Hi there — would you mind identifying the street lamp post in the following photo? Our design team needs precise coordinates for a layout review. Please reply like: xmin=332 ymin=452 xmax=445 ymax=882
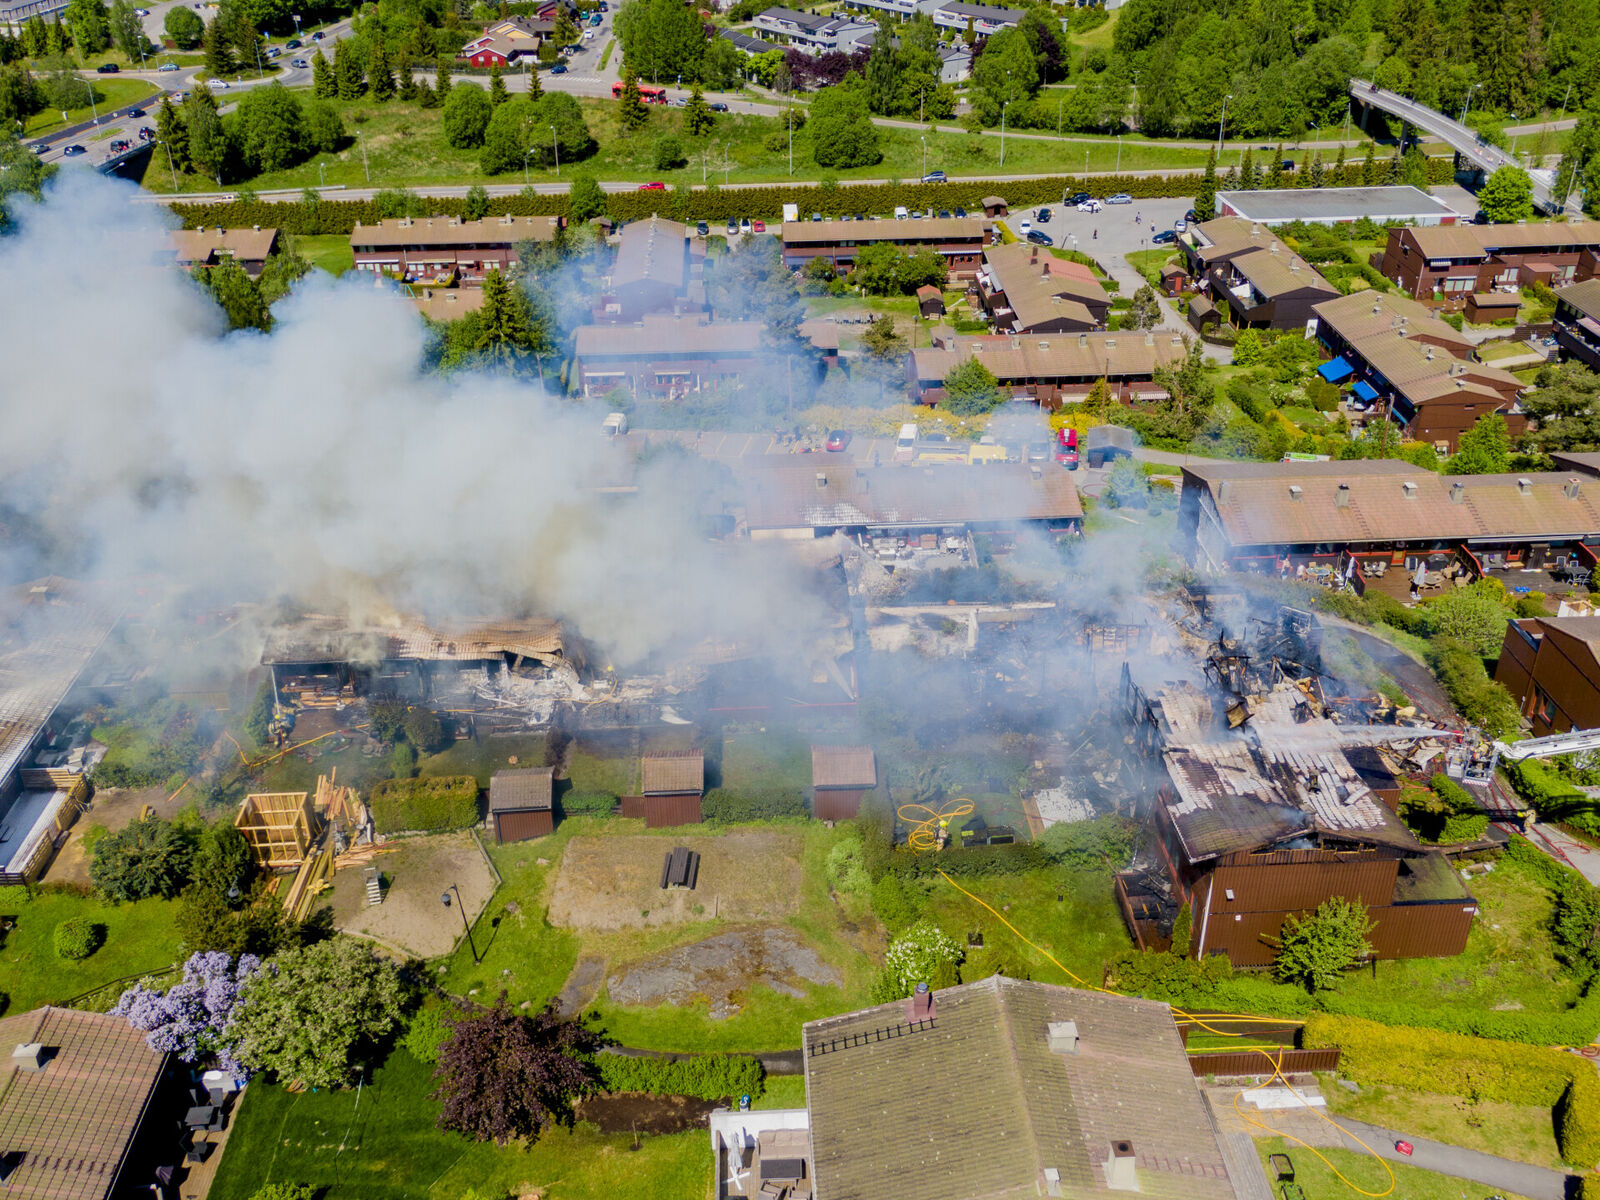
xmin=1216 ymin=93 xmax=1231 ymax=155
xmin=292 ymin=13 xmax=300 ymax=38
xmin=160 ymin=138 xmax=177 ymax=188
xmin=550 ymin=123 xmax=559 ymax=176
xmin=999 ymin=100 xmax=1009 ymax=168
xmin=441 ymin=884 xmax=480 ymax=964
xmin=358 ymin=127 xmax=369 ymax=182
xmin=524 ymin=145 xmax=534 ymax=186
xmin=787 ymin=100 xmax=793 ymax=175
xmin=1459 ymin=83 xmax=1481 ymax=125
xmin=1116 ymin=133 xmax=1121 ymax=175
xmin=253 ymin=29 xmax=264 ymax=79
xmin=318 ymin=161 xmax=325 ymax=187
xmin=920 ymin=134 xmax=926 ymax=180
xmin=723 ymin=140 xmax=731 ymax=184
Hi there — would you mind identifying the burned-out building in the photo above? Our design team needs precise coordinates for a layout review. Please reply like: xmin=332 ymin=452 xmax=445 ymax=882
xmin=1117 ymin=642 xmax=1477 ymax=967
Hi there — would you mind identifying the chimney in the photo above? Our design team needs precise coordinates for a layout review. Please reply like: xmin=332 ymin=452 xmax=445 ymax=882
xmin=1450 ymin=481 xmax=1465 ymax=503
xmin=1372 ymin=297 xmax=1382 ymax=315
xmin=1426 ymin=346 xmax=1435 ymax=360
xmin=1335 ymin=483 xmax=1350 ymax=508
xmin=1031 ymin=244 xmax=1039 ymax=263
xmin=11 ymin=1043 xmax=46 ymax=1072
xmin=1078 ymin=332 xmax=1087 ymax=347
xmin=1105 ymin=1141 xmax=1139 ymax=1191
xmin=815 ymin=472 xmax=827 ymax=489
xmin=908 ymin=981 xmax=935 ymax=1021
xmin=1288 ymin=484 xmax=1303 ymax=501
xmin=1402 ymin=481 xmax=1417 ymax=499
xmin=1517 ymin=477 xmax=1532 ymax=495
xmin=1144 ymin=331 xmax=1154 ymax=346
xmin=1289 ymin=258 xmax=1299 ymax=272
xmin=1047 ymin=1021 xmax=1079 ymax=1054
xmin=1218 ymin=480 xmax=1232 ymax=503
xmin=1565 ymin=478 xmax=1582 ymax=500
xmin=1269 ymin=241 xmax=1279 ymax=254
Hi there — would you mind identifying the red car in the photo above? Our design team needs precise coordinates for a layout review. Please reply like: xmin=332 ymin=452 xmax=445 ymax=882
xmin=1055 ymin=425 xmax=1079 ymax=469
xmin=1394 ymin=1141 xmax=1414 ymax=1156
xmin=825 ymin=429 xmax=851 ymax=452
xmin=638 ymin=181 xmax=666 ymax=191
xmin=752 ymin=219 xmax=766 ymax=232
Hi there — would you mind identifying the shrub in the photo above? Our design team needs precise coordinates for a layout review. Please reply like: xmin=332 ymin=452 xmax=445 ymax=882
xmin=594 ymin=1052 xmax=763 ymax=1100
xmin=825 ymin=835 xmax=869 ymax=894
xmin=652 ymin=133 xmax=685 ymax=170
xmin=870 ymin=918 xmax=963 ymax=1002
xmin=1426 ymin=638 xmax=1522 ymax=738
xmin=369 ymin=775 xmax=480 ymax=833
xmin=559 ymin=791 xmax=616 ymax=817
xmin=249 ymin=1186 xmax=316 ymax=1200
xmin=700 ymin=787 xmax=806 ymax=824
xmin=870 ymin=872 xmax=919 ymax=931
xmin=53 ymin=917 xmax=104 ymax=960
xmin=887 ymin=842 xmax=1048 ymax=881
xmin=401 ymin=1002 xmax=455 ymax=1064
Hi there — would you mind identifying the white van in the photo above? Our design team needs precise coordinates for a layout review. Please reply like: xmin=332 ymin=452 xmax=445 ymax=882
xmin=782 ymin=203 xmax=799 ymax=223
xmin=894 ymin=422 xmax=917 ymax=460
xmin=894 ymin=205 xmax=909 ymax=220
xmin=602 ymin=412 xmax=629 ymax=437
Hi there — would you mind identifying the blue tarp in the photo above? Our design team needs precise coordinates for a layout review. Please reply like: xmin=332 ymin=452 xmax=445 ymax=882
xmin=1317 ymin=356 xmax=1354 ymax=383
xmin=1352 ymin=380 xmax=1380 ymax=402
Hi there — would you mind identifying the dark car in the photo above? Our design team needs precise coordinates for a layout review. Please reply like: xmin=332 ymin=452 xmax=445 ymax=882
xmin=286 ymin=37 xmax=301 ymax=47
xmin=138 ymin=125 xmax=155 ymax=141
xmin=936 ymin=209 xmax=951 ymax=218
xmin=62 ymin=144 xmax=86 ymax=156
xmin=709 ymin=101 xmax=728 ymax=112
xmin=825 ymin=429 xmax=851 ymax=452
xmin=1037 ymin=206 xmax=1052 ymax=222
xmin=1025 ymin=229 xmax=1053 ymax=246
xmin=1280 ymin=159 xmax=1295 ymax=170
xmin=811 ymin=212 xmax=823 ymax=221
xmin=96 ymin=62 xmax=119 ymax=72
xmin=1025 ymin=441 xmax=1052 ymax=464
xmin=310 ymin=30 xmax=325 ymax=39
xmin=1184 ymin=208 xmax=1198 ymax=223
xmin=109 ymin=138 xmax=130 ymax=152
xmin=550 ymin=62 xmax=567 ymax=73
xmin=921 ymin=169 xmax=947 ymax=183
xmin=1065 ymin=191 xmax=1090 ymax=206
xmin=953 ymin=206 xmax=967 ymax=217
xmin=1151 ymin=229 xmax=1177 ymax=244
xmin=695 ymin=220 xmax=709 ymax=235
xmin=126 ymin=106 xmax=146 ymax=118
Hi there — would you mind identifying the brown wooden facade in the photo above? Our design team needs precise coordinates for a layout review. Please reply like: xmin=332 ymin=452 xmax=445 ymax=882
xmin=620 ymin=793 xmax=704 ymax=827
xmin=491 ymin=807 xmax=554 ymax=842
xmin=1496 ymin=617 xmax=1600 ymax=736
xmin=812 ymin=788 xmax=869 ymax=822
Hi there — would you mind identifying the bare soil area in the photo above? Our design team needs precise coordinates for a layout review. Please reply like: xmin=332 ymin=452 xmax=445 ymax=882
xmin=546 ymin=831 xmax=803 ymax=932
xmin=44 ymin=784 xmax=181 ymax=886
xmin=574 ymin=1092 xmax=721 ymax=1135
xmin=606 ymin=925 xmax=843 ymax=1019
xmin=325 ymin=831 xmax=497 ymax=958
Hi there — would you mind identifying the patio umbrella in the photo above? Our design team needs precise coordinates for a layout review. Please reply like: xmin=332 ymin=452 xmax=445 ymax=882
xmin=1413 ymin=563 xmax=1427 ymax=588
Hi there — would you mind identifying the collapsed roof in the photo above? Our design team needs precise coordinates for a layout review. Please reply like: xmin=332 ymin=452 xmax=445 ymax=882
xmin=262 ymin=614 xmax=566 ymax=668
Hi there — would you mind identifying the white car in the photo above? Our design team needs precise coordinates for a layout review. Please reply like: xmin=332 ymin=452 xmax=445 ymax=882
xmin=1019 ymin=218 xmax=1032 ymax=235
xmin=1173 ymin=218 xmax=1187 ymax=232
xmin=1077 ymin=198 xmax=1103 ymax=213
xmin=207 ymin=78 xmax=229 ymax=88
xmin=582 ymin=27 xmax=595 ymax=38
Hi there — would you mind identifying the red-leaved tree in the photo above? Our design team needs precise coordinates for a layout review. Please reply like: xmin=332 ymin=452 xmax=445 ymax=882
xmin=432 ymin=994 xmax=599 ymax=1145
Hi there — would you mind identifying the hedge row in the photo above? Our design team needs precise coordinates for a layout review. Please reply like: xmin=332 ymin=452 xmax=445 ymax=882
xmin=595 ymin=1052 xmax=765 ymax=1100
xmin=1302 ymin=1013 xmax=1600 ymax=1165
xmin=369 ymin=775 xmax=480 ymax=833
xmin=887 ymin=841 xmax=1049 ymax=881
xmin=701 ymin=787 xmax=807 ymax=824
xmin=559 ymin=791 xmax=617 ymax=816
xmin=1316 ymin=989 xmax=1600 ymax=1047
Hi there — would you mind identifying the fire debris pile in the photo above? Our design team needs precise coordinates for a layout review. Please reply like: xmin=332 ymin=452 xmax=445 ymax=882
xmin=1110 ymin=589 xmax=1480 ymax=966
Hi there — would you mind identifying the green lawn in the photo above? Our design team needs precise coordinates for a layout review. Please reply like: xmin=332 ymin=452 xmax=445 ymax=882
xmin=750 ymin=1073 xmax=807 ymax=1109
xmin=0 ymin=890 xmax=184 ymax=1013
xmin=207 ymin=1046 xmax=713 ymax=1200
xmin=1126 ymin=248 xmax=1179 ymax=286
xmin=1252 ymin=1139 xmax=1541 ymax=1200
xmin=290 ymin=232 xmax=355 ymax=275
xmin=24 ymin=76 xmax=160 ymax=138
xmin=1315 ymin=1077 xmax=1565 ymax=1170
xmin=138 ymin=92 xmax=1216 ymax=197
xmin=719 ymin=724 xmax=811 ymax=791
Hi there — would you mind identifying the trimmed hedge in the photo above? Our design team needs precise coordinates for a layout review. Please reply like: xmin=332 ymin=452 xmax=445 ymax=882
xmin=559 ymin=791 xmax=617 ymax=817
xmin=595 ymin=1052 xmax=765 ymax=1100
xmin=369 ymin=775 xmax=480 ymax=833
xmin=701 ymin=787 xmax=807 ymax=824
xmin=1302 ymin=1013 xmax=1600 ymax=1165
xmin=887 ymin=841 xmax=1049 ymax=881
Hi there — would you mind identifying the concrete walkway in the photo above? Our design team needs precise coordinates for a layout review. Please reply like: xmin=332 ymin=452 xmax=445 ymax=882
xmin=1527 ymin=822 xmax=1600 ymax=886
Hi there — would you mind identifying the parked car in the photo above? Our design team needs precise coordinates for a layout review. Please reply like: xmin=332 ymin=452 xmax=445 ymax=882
xmin=1395 ymin=1142 xmax=1414 ymax=1157
xmin=126 ymin=106 xmax=146 ymax=118
xmin=109 ymin=138 xmax=130 ymax=152
xmin=582 ymin=27 xmax=595 ymax=38
xmin=709 ymin=101 xmax=728 ymax=112
xmin=910 ymin=210 xmax=923 ymax=219
xmin=1026 ymin=229 xmax=1053 ymax=246
xmin=1077 ymin=198 xmax=1103 ymax=213
xmin=921 ymin=169 xmax=946 ymax=183
xmin=953 ymin=206 xmax=967 ymax=218
xmin=1172 ymin=217 xmax=1187 ymax=232
xmin=811 ymin=212 xmax=823 ymax=221
xmin=310 ymin=29 xmax=324 ymax=40
xmin=825 ymin=429 xmax=851 ymax=452
xmin=286 ymin=37 xmax=301 ymax=48
xmin=96 ymin=62 xmax=119 ymax=72
xmin=1056 ymin=426 xmax=1078 ymax=469
xmin=1036 ymin=207 xmax=1052 ymax=222
xmin=138 ymin=126 xmax=155 ymax=141
xmin=638 ymin=181 xmax=666 ymax=190
xmin=1184 ymin=208 xmax=1198 ymax=223
xmin=740 ymin=217 xmax=751 ymax=232
xmin=1107 ymin=192 xmax=1133 ymax=204
xmin=1019 ymin=218 xmax=1032 ymax=235
xmin=1065 ymin=190 xmax=1091 ymax=206
xmin=1025 ymin=441 xmax=1052 ymax=464
xmin=936 ymin=209 xmax=951 ymax=219
xmin=291 ymin=57 xmax=309 ymax=67
xmin=752 ymin=219 xmax=765 ymax=232
xmin=266 ymin=46 xmax=281 ymax=57
xmin=549 ymin=62 xmax=567 ymax=73
xmin=207 ymin=78 xmax=229 ymax=88
xmin=726 ymin=218 xmax=738 ymax=233
xmin=1151 ymin=229 xmax=1176 ymax=244
xmin=62 ymin=144 xmax=86 ymax=156
xmin=158 ymin=61 xmax=180 ymax=70
xmin=696 ymin=220 xmax=709 ymax=235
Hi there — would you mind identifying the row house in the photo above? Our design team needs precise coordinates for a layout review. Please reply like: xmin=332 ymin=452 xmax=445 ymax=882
xmin=169 ymin=226 xmax=279 ymax=278
xmin=1497 ymin=616 xmax=1600 ymax=738
xmin=752 ymin=7 xmax=872 ymax=50
xmin=1378 ymin=220 xmax=1600 ymax=301
xmin=780 ymin=217 xmax=994 ymax=279
xmin=837 ymin=0 xmax=1021 ymax=31
xmin=572 ymin=315 xmax=766 ymax=399
xmin=1554 ymin=278 xmax=1600 ymax=374
xmin=1311 ymin=291 xmax=1526 ymax=451
xmin=908 ymin=328 xmax=1187 ymax=407
xmin=602 ymin=214 xmax=705 ymax=321
xmin=349 ymin=215 xmax=561 ymax=284
xmin=1181 ymin=217 xmax=1337 ymax=331
xmin=975 ymin=241 xmax=1110 ymax=333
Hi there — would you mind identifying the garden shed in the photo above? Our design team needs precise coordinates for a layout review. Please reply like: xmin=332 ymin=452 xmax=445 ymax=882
xmin=234 ymin=791 xmax=316 ymax=869
xmin=621 ymin=751 xmax=704 ymax=827
xmin=488 ymin=767 xmax=555 ymax=842
xmin=810 ymin=745 xmax=877 ymax=821
xmin=982 ymin=196 xmax=1009 ymax=217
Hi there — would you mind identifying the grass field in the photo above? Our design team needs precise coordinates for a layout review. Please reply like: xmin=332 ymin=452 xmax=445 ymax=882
xmin=1315 ymin=1078 xmax=1565 ymax=1170
xmin=207 ymin=1046 xmax=714 ymax=1200
xmin=1126 ymin=248 xmax=1179 ymax=286
xmin=24 ymin=77 xmax=160 ymax=138
xmin=138 ymin=92 xmax=1217 ymax=196
xmin=1251 ymin=1139 xmax=1541 ymax=1200
xmin=719 ymin=724 xmax=810 ymax=791
xmin=0 ymin=889 xmax=184 ymax=1013
xmin=290 ymin=232 xmax=355 ymax=274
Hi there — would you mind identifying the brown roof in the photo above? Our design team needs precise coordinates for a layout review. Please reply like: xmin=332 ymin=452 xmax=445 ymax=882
xmin=1552 ymin=451 xmax=1600 ymax=477
xmin=1525 ymin=615 xmax=1600 ymax=654
xmin=781 ymin=217 xmax=991 ymax=245
xmin=262 ymin=615 xmax=564 ymax=666
xmin=411 ymin=288 xmax=486 ymax=322
xmin=1183 ymin=462 xmax=1600 ymax=547
xmin=1468 ymin=292 xmax=1521 ymax=309
xmin=915 ymin=284 xmax=942 ymax=300
xmin=1227 ymin=246 xmax=1337 ymax=300
xmin=1406 ymin=220 xmax=1600 ymax=260
xmin=912 ymin=330 xmax=1187 ymax=384
xmin=0 ymin=1007 xmax=166 ymax=1200
xmin=798 ymin=318 xmax=842 ymax=351
xmin=574 ymin=315 xmax=765 ymax=359
xmin=1557 ymin=278 xmax=1600 ymax=321
xmin=1314 ymin=291 xmax=1475 ymax=357
xmin=614 ymin=214 xmax=690 ymax=291
xmin=983 ymin=242 xmax=1109 ymax=328
xmin=740 ymin=462 xmax=1082 ymax=530
xmin=803 ymin=975 xmax=1241 ymax=1200
xmin=489 ymin=767 xmax=553 ymax=812
xmin=641 ymin=751 xmax=703 ymax=795
xmin=1188 ymin=216 xmax=1287 ymax=263
xmin=170 ymin=226 xmax=278 ymax=264
xmin=351 ymin=215 xmax=560 ymax=249
xmin=811 ymin=745 xmax=876 ymax=789
xmin=981 ymin=195 xmax=1007 ymax=207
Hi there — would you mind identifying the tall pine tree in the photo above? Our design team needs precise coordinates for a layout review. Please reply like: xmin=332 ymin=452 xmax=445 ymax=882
xmin=684 ymin=84 xmax=713 ymax=136
xmin=369 ymin=38 xmax=395 ymax=101
xmin=334 ymin=39 xmax=364 ymax=99
xmin=489 ymin=66 xmax=507 ymax=104
xmin=618 ymin=64 xmax=648 ymax=131
xmin=1193 ymin=146 xmax=1218 ymax=220
xmin=311 ymin=48 xmax=334 ymax=98
xmin=202 ymin=16 xmax=233 ymax=77
xmin=526 ymin=64 xmax=542 ymax=100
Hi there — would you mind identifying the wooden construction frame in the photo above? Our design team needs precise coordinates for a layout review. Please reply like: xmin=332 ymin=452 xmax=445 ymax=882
xmin=235 ymin=791 xmax=315 ymax=869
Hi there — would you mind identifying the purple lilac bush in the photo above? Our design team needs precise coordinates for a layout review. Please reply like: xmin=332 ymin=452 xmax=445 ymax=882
xmin=112 ymin=950 xmax=263 ymax=1073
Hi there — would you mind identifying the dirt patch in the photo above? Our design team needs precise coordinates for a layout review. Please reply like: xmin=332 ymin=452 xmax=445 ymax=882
xmin=547 ymin=831 xmax=802 ymax=931
xmin=325 ymin=831 xmax=497 ymax=958
xmin=556 ymin=955 xmax=606 ymax=1017
xmin=574 ymin=1092 xmax=720 ymax=1135
xmin=606 ymin=925 xmax=843 ymax=1019
xmin=43 ymin=785 xmax=182 ymax=887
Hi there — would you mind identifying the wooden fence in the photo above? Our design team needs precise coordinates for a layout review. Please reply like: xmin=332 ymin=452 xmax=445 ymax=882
xmin=1187 ymin=1047 xmax=1341 ymax=1077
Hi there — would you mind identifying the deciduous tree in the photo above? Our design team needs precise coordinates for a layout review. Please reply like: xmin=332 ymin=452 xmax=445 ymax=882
xmin=164 ymin=5 xmax=203 ymax=48
xmin=442 ymin=81 xmax=493 ymax=148
xmin=568 ymin=172 xmax=605 ymax=221
xmin=112 ymin=951 xmax=262 ymax=1071
xmin=1271 ymin=897 xmax=1375 ymax=991
xmin=1446 ymin=412 xmax=1511 ymax=475
xmin=1478 ymin=165 xmax=1535 ymax=222
xmin=90 ymin=815 xmax=196 ymax=901
xmin=941 ymin=357 xmax=1002 ymax=415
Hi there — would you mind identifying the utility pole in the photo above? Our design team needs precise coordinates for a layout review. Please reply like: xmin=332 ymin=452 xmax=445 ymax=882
xmin=1216 ymin=93 xmax=1230 ymax=155
xmin=359 ymin=127 xmax=369 ymax=183
xmin=1557 ymin=82 xmax=1573 ymax=125
xmin=1000 ymin=100 xmax=1008 ymax=168
xmin=550 ymin=123 xmax=559 ymax=177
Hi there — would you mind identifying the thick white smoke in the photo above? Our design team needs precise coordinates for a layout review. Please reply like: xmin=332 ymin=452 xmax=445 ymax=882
xmin=0 ymin=173 xmax=826 ymax=667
